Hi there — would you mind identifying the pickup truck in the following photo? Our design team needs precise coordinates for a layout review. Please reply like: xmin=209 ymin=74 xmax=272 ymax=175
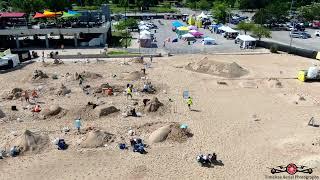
xmin=0 ymin=54 xmax=20 ymax=69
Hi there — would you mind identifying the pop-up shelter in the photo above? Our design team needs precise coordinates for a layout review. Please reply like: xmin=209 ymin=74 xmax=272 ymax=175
xmin=202 ymin=37 xmax=216 ymax=45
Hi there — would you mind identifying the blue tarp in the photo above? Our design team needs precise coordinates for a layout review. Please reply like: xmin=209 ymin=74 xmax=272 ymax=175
xmin=172 ymin=21 xmax=183 ymax=28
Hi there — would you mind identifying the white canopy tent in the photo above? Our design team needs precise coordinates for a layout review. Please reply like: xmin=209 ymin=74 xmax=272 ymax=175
xmin=139 ymin=25 xmax=150 ymax=30
xmin=218 ymin=26 xmax=238 ymax=33
xmin=236 ymin=35 xmax=256 ymax=49
xmin=140 ymin=30 xmax=151 ymax=35
xmin=197 ymin=12 xmax=208 ymax=19
xmin=202 ymin=37 xmax=216 ymax=45
xmin=181 ymin=33 xmax=195 ymax=41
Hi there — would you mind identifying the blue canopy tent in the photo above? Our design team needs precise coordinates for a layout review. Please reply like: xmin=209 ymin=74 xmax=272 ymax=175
xmin=210 ymin=24 xmax=223 ymax=33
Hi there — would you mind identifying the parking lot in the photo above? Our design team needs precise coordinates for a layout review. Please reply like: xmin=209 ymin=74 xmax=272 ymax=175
xmin=130 ymin=19 xmax=265 ymax=54
xmin=266 ymin=28 xmax=320 ymax=51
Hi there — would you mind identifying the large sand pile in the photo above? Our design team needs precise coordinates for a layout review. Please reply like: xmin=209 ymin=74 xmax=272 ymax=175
xmin=95 ymin=105 xmax=120 ymax=117
xmin=75 ymin=71 xmax=103 ymax=80
xmin=80 ymin=130 xmax=115 ymax=148
xmin=148 ymin=123 xmax=193 ymax=143
xmin=145 ymin=97 xmax=163 ymax=112
xmin=32 ymin=70 xmax=49 ymax=80
xmin=2 ymin=88 xmax=23 ymax=100
xmin=123 ymin=71 xmax=145 ymax=80
xmin=56 ymin=84 xmax=71 ymax=96
xmin=186 ymin=58 xmax=249 ymax=78
xmin=12 ymin=130 xmax=49 ymax=154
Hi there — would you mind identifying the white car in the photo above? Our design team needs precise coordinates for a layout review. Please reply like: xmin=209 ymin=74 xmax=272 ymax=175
xmin=315 ymin=30 xmax=320 ymax=37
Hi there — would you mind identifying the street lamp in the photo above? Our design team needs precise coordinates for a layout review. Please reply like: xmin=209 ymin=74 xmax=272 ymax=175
xmin=125 ymin=0 xmax=128 ymax=48
xmin=289 ymin=0 xmax=295 ymax=49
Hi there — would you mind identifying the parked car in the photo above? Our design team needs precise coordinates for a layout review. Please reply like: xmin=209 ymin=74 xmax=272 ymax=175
xmin=315 ymin=30 xmax=320 ymax=37
xmin=289 ymin=31 xmax=311 ymax=39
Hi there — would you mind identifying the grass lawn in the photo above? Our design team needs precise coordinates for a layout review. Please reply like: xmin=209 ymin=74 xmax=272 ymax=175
xmin=107 ymin=50 xmax=140 ymax=56
xmin=109 ymin=4 xmax=178 ymax=14
xmin=110 ymin=31 xmax=132 ymax=48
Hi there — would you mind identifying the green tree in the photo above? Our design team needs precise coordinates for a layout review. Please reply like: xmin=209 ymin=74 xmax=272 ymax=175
xmin=10 ymin=0 xmax=45 ymax=14
xmin=197 ymin=0 xmax=210 ymax=10
xmin=252 ymin=25 xmax=271 ymax=40
xmin=114 ymin=18 xmax=138 ymax=31
xmin=212 ymin=2 xmax=230 ymax=24
xmin=236 ymin=22 xmax=255 ymax=34
xmin=253 ymin=1 xmax=290 ymax=27
xmin=297 ymin=2 xmax=320 ymax=21
xmin=45 ymin=0 xmax=72 ymax=11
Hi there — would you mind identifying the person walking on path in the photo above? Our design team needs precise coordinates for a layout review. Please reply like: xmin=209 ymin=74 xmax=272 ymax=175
xmin=75 ymin=118 xmax=81 ymax=133
xmin=187 ymin=96 xmax=193 ymax=110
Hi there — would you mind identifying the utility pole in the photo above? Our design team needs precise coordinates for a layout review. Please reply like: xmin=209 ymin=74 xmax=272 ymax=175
xmin=289 ymin=0 xmax=295 ymax=49
xmin=125 ymin=0 xmax=128 ymax=48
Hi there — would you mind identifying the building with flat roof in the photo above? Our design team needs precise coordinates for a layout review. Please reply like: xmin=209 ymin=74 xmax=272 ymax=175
xmin=0 ymin=4 xmax=112 ymax=50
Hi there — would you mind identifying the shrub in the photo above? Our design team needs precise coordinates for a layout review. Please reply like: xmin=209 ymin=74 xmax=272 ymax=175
xmin=270 ymin=45 xmax=278 ymax=53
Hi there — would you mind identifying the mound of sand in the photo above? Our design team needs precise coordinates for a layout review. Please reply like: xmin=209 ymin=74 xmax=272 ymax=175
xmin=124 ymin=71 xmax=145 ymax=80
xmin=56 ymin=84 xmax=71 ymax=96
xmin=75 ymin=71 xmax=102 ymax=80
xmin=148 ymin=125 xmax=171 ymax=143
xmin=40 ymin=105 xmax=63 ymax=117
xmin=130 ymin=57 xmax=144 ymax=64
xmin=12 ymin=130 xmax=49 ymax=154
xmin=95 ymin=105 xmax=120 ymax=117
xmin=239 ymin=81 xmax=258 ymax=88
xmin=3 ymin=88 xmax=23 ymax=100
xmin=80 ymin=130 xmax=115 ymax=148
xmin=148 ymin=123 xmax=193 ymax=143
xmin=266 ymin=78 xmax=282 ymax=88
xmin=32 ymin=70 xmax=49 ymax=80
xmin=145 ymin=97 xmax=163 ymax=112
xmin=186 ymin=58 xmax=249 ymax=78
xmin=0 ymin=108 xmax=5 ymax=119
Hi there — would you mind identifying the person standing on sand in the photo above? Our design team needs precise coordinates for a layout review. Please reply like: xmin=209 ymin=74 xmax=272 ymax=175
xmin=24 ymin=90 xmax=29 ymax=103
xmin=126 ymin=84 xmax=133 ymax=99
xmin=187 ymin=96 xmax=193 ymax=110
xmin=75 ymin=118 xmax=81 ymax=133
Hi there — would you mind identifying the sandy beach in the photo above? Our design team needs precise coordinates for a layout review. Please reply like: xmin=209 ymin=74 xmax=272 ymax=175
xmin=0 ymin=53 xmax=320 ymax=180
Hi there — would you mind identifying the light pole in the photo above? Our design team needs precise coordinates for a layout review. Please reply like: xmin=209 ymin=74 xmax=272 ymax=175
xmin=125 ymin=0 xmax=128 ymax=48
xmin=289 ymin=0 xmax=295 ymax=49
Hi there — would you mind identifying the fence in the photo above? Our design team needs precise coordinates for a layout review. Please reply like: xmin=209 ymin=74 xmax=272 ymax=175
xmin=256 ymin=40 xmax=318 ymax=59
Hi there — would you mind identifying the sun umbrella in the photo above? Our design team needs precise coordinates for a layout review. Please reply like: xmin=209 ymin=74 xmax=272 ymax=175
xmin=189 ymin=30 xmax=197 ymax=33
xmin=33 ymin=12 xmax=46 ymax=19
xmin=60 ymin=12 xmax=80 ymax=19
xmin=68 ymin=10 xmax=80 ymax=15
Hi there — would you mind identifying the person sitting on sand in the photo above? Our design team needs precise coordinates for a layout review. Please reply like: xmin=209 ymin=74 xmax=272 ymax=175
xmin=32 ymin=105 xmax=41 ymax=113
xmin=31 ymin=90 xmax=38 ymax=100
xmin=10 ymin=146 xmax=20 ymax=157
xmin=54 ymin=138 xmax=68 ymax=150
